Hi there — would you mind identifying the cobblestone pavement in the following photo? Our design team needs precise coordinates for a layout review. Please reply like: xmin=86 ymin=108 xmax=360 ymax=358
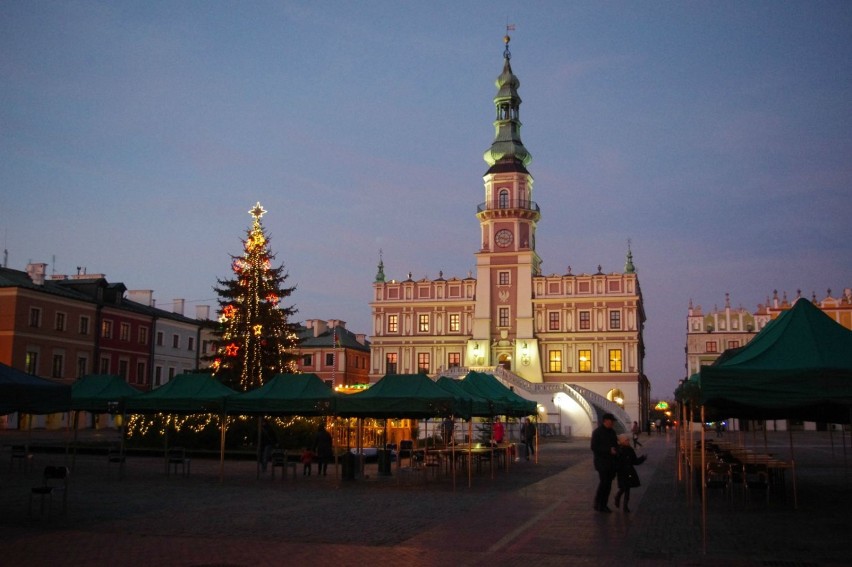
xmin=1 ymin=430 xmax=849 ymax=566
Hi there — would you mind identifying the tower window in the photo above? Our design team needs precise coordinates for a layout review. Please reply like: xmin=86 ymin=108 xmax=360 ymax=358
xmin=498 ymin=189 xmax=509 ymax=209
xmin=498 ymin=271 xmax=510 ymax=285
xmin=498 ymin=307 xmax=510 ymax=327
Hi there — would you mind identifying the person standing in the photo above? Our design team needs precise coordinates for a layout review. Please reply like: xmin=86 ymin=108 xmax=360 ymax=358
xmin=314 ymin=423 xmax=333 ymax=476
xmin=259 ymin=418 xmax=276 ymax=473
xmin=614 ymin=434 xmax=646 ymax=513
xmin=521 ymin=417 xmax=537 ymax=460
xmin=492 ymin=417 xmax=505 ymax=445
xmin=590 ymin=413 xmax=618 ymax=512
xmin=631 ymin=421 xmax=643 ymax=448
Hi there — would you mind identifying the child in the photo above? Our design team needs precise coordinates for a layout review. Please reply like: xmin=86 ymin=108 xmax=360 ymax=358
xmin=301 ymin=447 xmax=314 ymax=476
xmin=614 ymin=434 xmax=646 ymax=513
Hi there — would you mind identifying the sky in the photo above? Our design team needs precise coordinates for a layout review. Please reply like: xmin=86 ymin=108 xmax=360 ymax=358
xmin=2 ymin=1 xmax=850 ymax=399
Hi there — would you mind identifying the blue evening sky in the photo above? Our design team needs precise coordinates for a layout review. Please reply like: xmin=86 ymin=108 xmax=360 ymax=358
xmin=2 ymin=1 xmax=850 ymax=398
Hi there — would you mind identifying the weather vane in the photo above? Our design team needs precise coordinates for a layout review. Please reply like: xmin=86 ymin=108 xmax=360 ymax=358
xmin=504 ymin=23 xmax=515 ymax=59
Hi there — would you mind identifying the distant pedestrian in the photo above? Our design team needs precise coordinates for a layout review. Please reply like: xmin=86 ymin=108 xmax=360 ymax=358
xmin=492 ymin=417 xmax=505 ymax=445
xmin=442 ymin=417 xmax=454 ymax=446
xmin=301 ymin=447 xmax=314 ymax=476
xmin=631 ymin=421 xmax=643 ymax=448
xmin=314 ymin=423 xmax=333 ymax=476
xmin=614 ymin=434 xmax=646 ymax=513
xmin=715 ymin=422 xmax=724 ymax=438
xmin=521 ymin=417 xmax=537 ymax=460
xmin=590 ymin=413 xmax=618 ymax=512
xmin=259 ymin=419 xmax=276 ymax=473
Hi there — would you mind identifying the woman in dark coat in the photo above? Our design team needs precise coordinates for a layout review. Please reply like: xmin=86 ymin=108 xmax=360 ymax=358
xmin=614 ymin=434 xmax=646 ymax=513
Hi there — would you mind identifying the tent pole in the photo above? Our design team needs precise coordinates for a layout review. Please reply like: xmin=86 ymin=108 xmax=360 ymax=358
xmin=219 ymin=412 xmax=226 ymax=483
xmin=256 ymin=416 xmax=262 ymax=480
xmin=701 ymin=404 xmax=707 ymax=555
xmin=468 ymin=420 xmax=473 ymax=489
xmin=788 ymin=422 xmax=798 ymax=510
xmin=72 ymin=410 xmax=80 ymax=470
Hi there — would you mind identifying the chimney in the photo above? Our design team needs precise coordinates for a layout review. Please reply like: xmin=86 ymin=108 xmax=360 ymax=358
xmin=195 ymin=305 xmax=210 ymax=320
xmin=355 ymin=333 xmax=366 ymax=345
xmin=173 ymin=299 xmax=185 ymax=316
xmin=128 ymin=290 xmax=154 ymax=306
xmin=305 ymin=319 xmax=328 ymax=337
xmin=26 ymin=263 xmax=47 ymax=286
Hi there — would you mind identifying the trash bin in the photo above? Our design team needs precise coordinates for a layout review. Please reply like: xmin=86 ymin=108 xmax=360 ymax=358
xmin=377 ymin=449 xmax=392 ymax=476
xmin=342 ymin=451 xmax=356 ymax=480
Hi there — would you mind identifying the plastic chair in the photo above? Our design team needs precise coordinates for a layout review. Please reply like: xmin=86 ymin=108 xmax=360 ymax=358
xmin=744 ymin=463 xmax=770 ymax=503
xmin=705 ymin=462 xmax=732 ymax=500
xmin=270 ymin=449 xmax=296 ymax=480
xmin=30 ymin=465 xmax=69 ymax=518
xmin=166 ymin=447 xmax=190 ymax=476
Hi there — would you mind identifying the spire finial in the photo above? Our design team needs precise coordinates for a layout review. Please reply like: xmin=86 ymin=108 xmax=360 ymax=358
xmin=504 ymin=23 xmax=515 ymax=59
xmin=624 ymin=239 xmax=635 ymax=273
xmin=374 ymin=249 xmax=386 ymax=283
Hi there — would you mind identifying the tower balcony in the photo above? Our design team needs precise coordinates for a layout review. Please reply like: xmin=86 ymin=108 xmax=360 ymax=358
xmin=477 ymin=199 xmax=541 ymax=221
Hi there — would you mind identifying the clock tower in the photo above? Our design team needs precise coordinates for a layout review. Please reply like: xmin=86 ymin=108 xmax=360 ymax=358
xmin=471 ymin=35 xmax=543 ymax=381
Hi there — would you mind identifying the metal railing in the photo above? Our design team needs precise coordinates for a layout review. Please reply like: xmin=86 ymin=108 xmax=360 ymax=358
xmin=477 ymin=199 xmax=540 ymax=214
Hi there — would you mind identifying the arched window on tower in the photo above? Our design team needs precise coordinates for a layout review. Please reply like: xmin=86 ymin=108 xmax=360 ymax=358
xmin=498 ymin=189 xmax=509 ymax=209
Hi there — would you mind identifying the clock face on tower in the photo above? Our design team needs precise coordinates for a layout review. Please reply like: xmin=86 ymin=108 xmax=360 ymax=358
xmin=495 ymin=229 xmax=514 ymax=248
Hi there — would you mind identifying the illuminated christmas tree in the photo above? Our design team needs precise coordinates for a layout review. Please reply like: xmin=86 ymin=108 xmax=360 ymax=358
xmin=210 ymin=202 xmax=300 ymax=391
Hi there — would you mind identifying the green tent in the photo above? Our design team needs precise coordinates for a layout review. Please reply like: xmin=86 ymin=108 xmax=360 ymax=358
xmin=457 ymin=371 xmax=536 ymax=417
xmin=126 ymin=373 xmax=238 ymax=414
xmin=0 ymin=362 xmax=71 ymax=415
xmin=227 ymin=373 xmax=337 ymax=415
xmin=335 ymin=373 xmax=457 ymax=418
xmin=700 ymin=299 xmax=852 ymax=423
xmin=436 ymin=376 xmax=494 ymax=418
xmin=71 ymin=374 xmax=141 ymax=412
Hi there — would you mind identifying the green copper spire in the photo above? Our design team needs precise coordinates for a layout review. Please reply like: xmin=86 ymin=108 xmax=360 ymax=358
xmin=483 ymin=34 xmax=532 ymax=174
xmin=624 ymin=240 xmax=636 ymax=274
xmin=375 ymin=249 xmax=386 ymax=283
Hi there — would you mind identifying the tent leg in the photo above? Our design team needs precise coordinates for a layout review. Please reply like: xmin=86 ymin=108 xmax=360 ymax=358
xmin=219 ymin=413 xmax=226 ymax=483
xmin=701 ymin=405 xmax=706 ymax=556
xmin=788 ymin=423 xmax=798 ymax=510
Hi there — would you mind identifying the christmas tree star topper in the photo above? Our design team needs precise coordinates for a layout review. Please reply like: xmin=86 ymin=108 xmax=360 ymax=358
xmin=249 ymin=202 xmax=267 ymax=220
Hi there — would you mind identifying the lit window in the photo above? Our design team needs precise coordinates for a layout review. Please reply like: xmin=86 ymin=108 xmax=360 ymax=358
xmin=448 ymin=353 xmax=461 ymax=368
xmin=706 ymin=341 xmax=718 ymax=353
xmin=387 ymin=314 xmax=398 ymax=333
xmin=579 ymin=311 xmax=590 ymax=330
xmin=609 ymin=349 xmax=622 ymax=372
xmin=728 ymin=340 xmax=739 ymax=349
xmin=386 ymin=353 xmax=397 ymax=374
xmin=449 ymin=314 xmax=460 ymax=332
xmin=548 ymin=350 xmax=562 ymax=372
xmin=101 ymin=320 xmax=113 ymax=339
xmin=579 ymin=350 xmax=592 ymax=372
xmin=418 ymin=314 xmax=429 ymax=332
xmin=418 ymin=352 xmax=430 ymax=373
xmin=609 ymin=311 xmax=621 ymax=330
xmin=499 ymin=307 xmax=510 ymax=327
xmin=549 ymin=312 xmax=560 ymax=331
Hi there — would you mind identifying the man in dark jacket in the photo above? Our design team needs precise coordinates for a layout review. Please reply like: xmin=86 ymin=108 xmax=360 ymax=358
xmin=590 ymin=413 xmax=618 ymax=512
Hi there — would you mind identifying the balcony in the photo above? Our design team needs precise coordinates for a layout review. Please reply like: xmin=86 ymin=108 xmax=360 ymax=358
xmin=477 ymin=199 xmax=540 ymax=214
